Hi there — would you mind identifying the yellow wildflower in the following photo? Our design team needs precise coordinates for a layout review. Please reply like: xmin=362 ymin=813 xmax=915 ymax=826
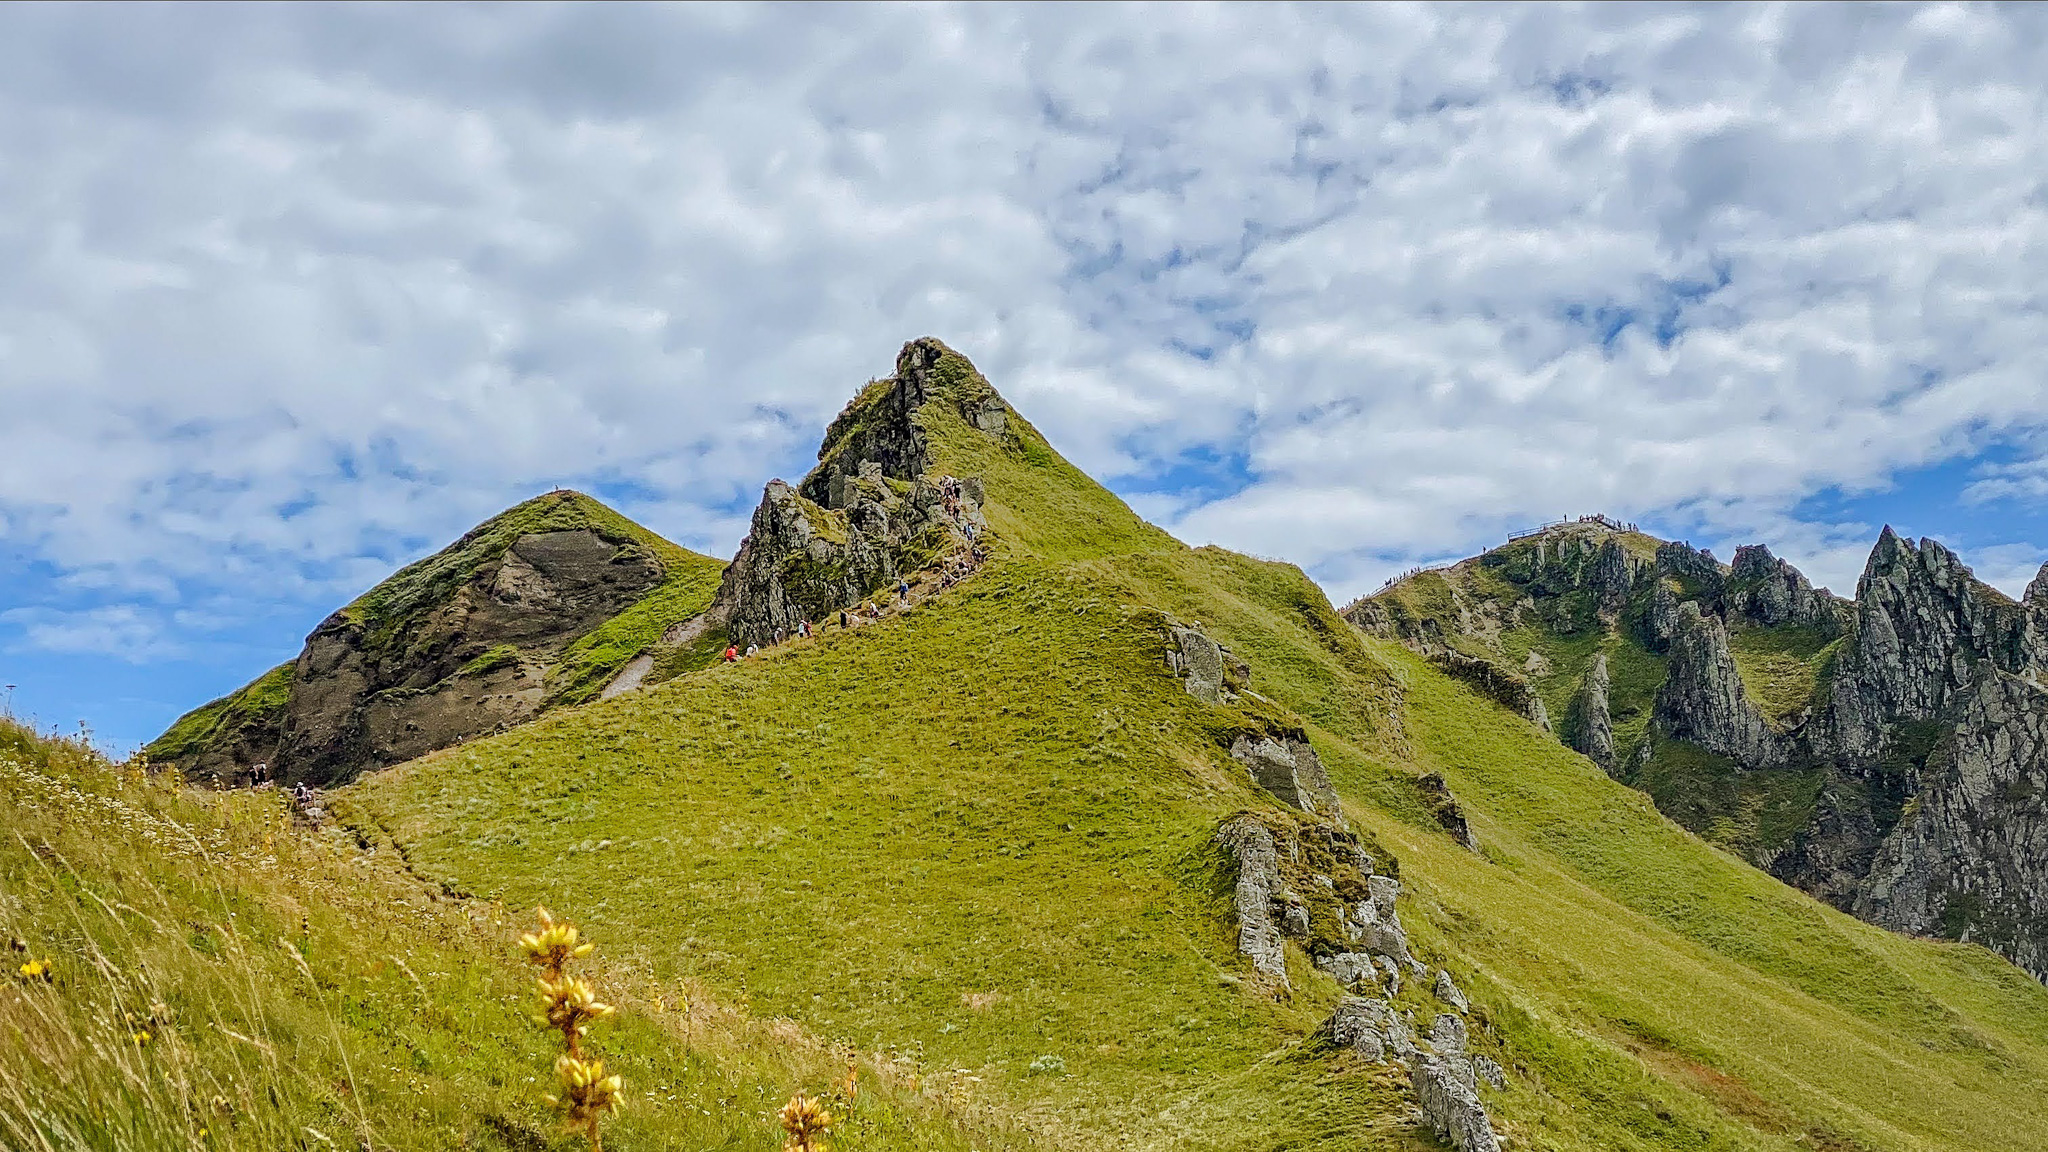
xmin=779 ymin=1092 xmax=833 ymax=1152
xmin=518 ymin=907 xmax=594 ymax=976
xmin=545 ymin=1054 xmax=623 ymax=1123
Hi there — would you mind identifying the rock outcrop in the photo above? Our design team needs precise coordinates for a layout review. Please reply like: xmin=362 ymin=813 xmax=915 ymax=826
xmin=1414 ymin=1043 xmax=1503 ymax=1152
xmin=1216 ymin=816 xmax=1291 ymax=989
xmin=710 ymin=338 xmax=1001 ymax=650
xmin=1217 ymin=812 xmax=1401 ymax=995
xmin=1167 ymin=622 xmax=1252 ymax=703
xmin=1654 ymin=601 xmax=1784 ymax=768
xmin=1654 ymin=540 xmax=1726 ymax=606
xmin=1230 ymin=734 xmax=1342 ymax=822
xmin=1317 ymin=978 xmax=1506 ymax=1152
xmin=1823 ymin=530 xmax=2031 ymax=759
xmin=1727 ymin=544 xmax=1846 ymax=632
xmin=148 ymin=491 xmax=723 ymax=787
xmin=1414 ymin=772 xmax=1481 ymax=852
xmin=1569 ymin=654 xmax=1615 ymax=773
xmin=1427 ymin=650 xmax=1551 ymax=732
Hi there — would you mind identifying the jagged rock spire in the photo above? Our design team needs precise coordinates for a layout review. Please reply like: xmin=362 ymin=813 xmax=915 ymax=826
xmin=711 ymin=338 xmax=1006 ymax=648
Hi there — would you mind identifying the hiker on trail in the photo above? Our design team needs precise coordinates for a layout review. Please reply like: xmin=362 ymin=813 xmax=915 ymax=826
xmin=897 ymin=579 xmax=910 ymax=603
xmin=293 ymin=783 xmax=314 ymax=805
xmin=798 ymin=619 xmax=811 ymax=639
xmin=839 ymin=609 xmax=849 ymax=629
xmin=745 ymin=644 xmax=759 ymax=658
xmin=723 ymin=644 xmax=738 ymax=663
xmin=774 ymin=627 xmax=787 ymax=645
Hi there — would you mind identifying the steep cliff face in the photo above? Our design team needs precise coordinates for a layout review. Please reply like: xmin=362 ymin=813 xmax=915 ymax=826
xmin=1347 ymin=516 xmax=2048 ymax=980
xmin=1854 ymin=670 xmax=2048 ymax=979
xmin=709 ymin=338 xmax=999 ymax=649
xmin=1654 ymin=601 xmax=1785 ymax=768
xmin=148 ymin=491 xmax=724 ymax=786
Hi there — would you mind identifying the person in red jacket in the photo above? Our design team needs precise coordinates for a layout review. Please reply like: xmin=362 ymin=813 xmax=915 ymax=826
xmin=723 ymin=644 xmax=738 ymax=663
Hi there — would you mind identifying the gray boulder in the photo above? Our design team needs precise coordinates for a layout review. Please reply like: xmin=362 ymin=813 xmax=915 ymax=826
xmin=1229 ymin=734 xmax=1342 ymax=820
xmin=1316 ymin=952 xmax=1381 ymax=990
xmin=1322 ymin=997 xmax=1418 ymax=1062
xmin=1433 ymin=969 xmax=1469 ymax=1013
xmin=1215 ymin=817 xmax=1290 ymax=990
xmin=1413 ymin=1053 xmax=1502 ymax=1152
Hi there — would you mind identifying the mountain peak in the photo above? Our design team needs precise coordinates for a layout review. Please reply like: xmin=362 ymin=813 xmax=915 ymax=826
xmin=148 ymin=489 xmax=723 ymax=785
xmin=799 ymin=337 xmax=1011 ymax=506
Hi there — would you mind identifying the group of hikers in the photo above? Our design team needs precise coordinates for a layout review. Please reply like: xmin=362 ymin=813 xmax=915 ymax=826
xmin=244 ymin=760 xmax=324 ymax=810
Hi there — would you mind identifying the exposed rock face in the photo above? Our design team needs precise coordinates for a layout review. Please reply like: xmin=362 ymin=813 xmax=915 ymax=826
xmin=1230 ymin=735 xmax=1342 ymax=821
xmin=1654 ymin=601 xmax=1784 ymax=768
xmin=1823 ymin=530 xmax=2031 ymax=759
xmin=1322 ymin=997 xmax=1414 ymax=1062
xmin=712 ymin=338 xmax=1001 ymax=649
xmin=1427 ymin=650 xmax=1551 ymax=732
xmin=1216 ymin=816 xmax=1291 ymax=990
xmin=1317 ymin=992 xmax=1506 ymax=1152
xmin=1415 ymin=772 xmax=1480 ymax=852
xmin=1854 ymin=670 xmax=2048 ymax=980
xmin=148 ymin=492 xmax=721 ymax=787
xmin=1728 ymin=544 xmax=1846 ymax=632
xmin=1218 ymin=813 xmax=1401 ymax=992
xmin=1433 ymin=969 xmax=1469 ymax=1012
xmin=1590 ymin=537 xmax=1636 ymax=614
xmin=1167 ymin=623 xmax=1251 ymax=703
xmin=1569 ymin=654 xmax=1615 ymax=772
xmin=1414 ymin=1049 xmax=1502 ymax=1152
xmin=1655 ymin=541 xmax=1726 ymax=605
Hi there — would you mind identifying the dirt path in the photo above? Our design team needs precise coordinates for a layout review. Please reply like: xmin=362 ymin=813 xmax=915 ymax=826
xmin=600 ymin=613 xmax=715 ymax=698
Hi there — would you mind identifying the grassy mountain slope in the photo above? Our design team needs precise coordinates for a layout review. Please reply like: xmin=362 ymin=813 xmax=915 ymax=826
xmin=343 ymin=348 xmax=2048 ymax=1151
xmin=148 ymin=490 xmax=726 ymax=782
xmin=0 ymin=717 xmax=1033 ymax=1152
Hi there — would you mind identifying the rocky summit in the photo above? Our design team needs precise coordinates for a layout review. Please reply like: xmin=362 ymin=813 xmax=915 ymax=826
xmin=1350 ymin=516 xmax=2048 ymax=980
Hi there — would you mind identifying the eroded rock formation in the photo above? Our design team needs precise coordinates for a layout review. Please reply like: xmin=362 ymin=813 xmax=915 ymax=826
xmin=1654 ymin=601 xmax=1784 ymax=768
xmin=711 ymin=338 xmax=1000 ymax=649
xmin=1569 ymin=653 xmax=1615 ymax=773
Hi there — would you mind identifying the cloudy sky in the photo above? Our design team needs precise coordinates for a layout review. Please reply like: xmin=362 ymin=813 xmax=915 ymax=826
xmin=4 ymin=1 xmax=2048 ymax=750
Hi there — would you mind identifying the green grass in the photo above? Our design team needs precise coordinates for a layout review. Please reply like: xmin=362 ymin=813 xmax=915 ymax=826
xmin=146 ymin=662 xmax=295 ymax=763
xmin=1726 ymin=624 xmax=1839 ymax=725
xmin=0 ymin=718 xmax=1043 ymax=1152
xmin=1622 ymin=737 xmax=1825 ymax=857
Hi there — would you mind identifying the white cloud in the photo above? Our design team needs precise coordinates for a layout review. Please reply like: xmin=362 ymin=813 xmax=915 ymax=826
xmin=1 ymin=606 xmax=182 ymax=662
xmin=2 ymin=0 xmax=2048 ymax=670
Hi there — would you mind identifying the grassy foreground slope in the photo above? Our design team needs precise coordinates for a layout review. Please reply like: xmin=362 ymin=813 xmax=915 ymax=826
xmin=0 ymin=718 xmax=1034 ymax=1152
xmin=345 ymin=346 xmax=2048 ymax=1151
